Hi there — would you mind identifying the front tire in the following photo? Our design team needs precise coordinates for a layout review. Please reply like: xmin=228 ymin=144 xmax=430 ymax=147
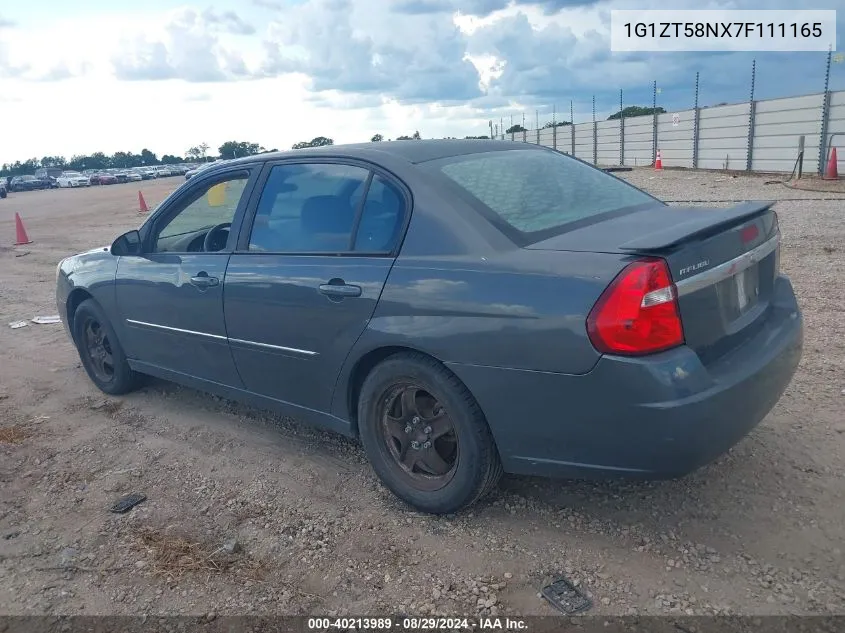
xmin=357 ymin=352 xmax=503 ymax=514
xmin=72 ymin=298 xmax=141 ymax=395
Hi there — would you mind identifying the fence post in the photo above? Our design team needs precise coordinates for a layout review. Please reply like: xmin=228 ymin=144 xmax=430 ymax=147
xmin=652 ymin=80 xmax=658 ymax=165
xmin=592 ymin=95 xmax=598 ymax=165
xmin=746 ymin=60 xmax=757 ymax=172
xmin=510 ymin=115 xmax=514 ymax=141
xmin=536 ymin=110 xmax=540 ymax=144
xmin=619 ymin=89 xmax=624 ymax=166
xmin=818 ymin=47 xmax=833 ymax=175
xmin=798 ymin=135 xmax=806 ymax=178
xmin=522 ymin=113 xmax=527 ymax=143
xmin=571 ymin=100 xmax=575 ymax=156
xmin=552 ymin=105 xmax=557 ymax=150
xmin=692 ymin=71 xmax=700 ymax=169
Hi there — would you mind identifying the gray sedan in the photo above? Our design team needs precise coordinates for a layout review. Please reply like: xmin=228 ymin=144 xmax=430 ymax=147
xmin=55 ymin=140 xmax=803 ymax=514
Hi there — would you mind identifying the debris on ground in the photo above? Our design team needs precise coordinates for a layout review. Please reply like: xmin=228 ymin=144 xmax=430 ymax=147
xmin=109 ymin=493 xmax=147 ymax=514
xmin=540 ymin=575 xmax=593 ymax=615
xmin=31 ymin=315 xmax=61 ymax=324
xmin=136 ymin=527 xmax=264 ymax=581
xmin=0 ymin=425 xmax=30 ymax=444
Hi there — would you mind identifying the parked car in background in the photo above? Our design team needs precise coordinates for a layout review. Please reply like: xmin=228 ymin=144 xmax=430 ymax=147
xmin=54 ymin=140 xmax=803 ymax=514
xmin=56 ymin=171 xmax=90 ymax=187
xmin=9 ymin=175 xmax=50 ymax=192
xmin=0 ymin=178 xmax=6 ymax=198
xmin=92 ymin=172 xmax=118 ymax=185
xmin=35 ymin=167 xmax=63 ymax=188
xmin=184 ymin=161 xmax=219 ymax=180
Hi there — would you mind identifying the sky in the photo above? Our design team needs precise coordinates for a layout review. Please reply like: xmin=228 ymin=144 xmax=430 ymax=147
xmin=1 ymin=0 xmax=844 ymax=164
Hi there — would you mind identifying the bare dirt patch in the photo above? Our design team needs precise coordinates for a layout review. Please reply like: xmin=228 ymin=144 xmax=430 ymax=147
xmin=0 ymin=170 xmax=843 ymax=617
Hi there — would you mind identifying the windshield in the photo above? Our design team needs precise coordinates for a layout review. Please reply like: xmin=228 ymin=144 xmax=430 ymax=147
xmin=425 ymin=148 xmax=659 ymax=244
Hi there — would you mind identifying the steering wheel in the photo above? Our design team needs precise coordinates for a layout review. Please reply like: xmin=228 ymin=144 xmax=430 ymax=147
xmin=203 ymin=222 xmax=231 ymax=252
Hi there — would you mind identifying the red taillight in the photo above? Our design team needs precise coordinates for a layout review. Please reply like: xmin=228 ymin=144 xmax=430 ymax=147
xmin=740 ymin=224 xmax=759 ymax=243
xmin=586 ymin=258 xmax=684 ymax=356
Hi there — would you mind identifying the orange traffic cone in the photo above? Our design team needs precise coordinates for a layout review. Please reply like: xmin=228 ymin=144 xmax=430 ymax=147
xmin=14 ymin=213 xmax=32 ymax=245
xmin=654 ymin=149 xmax=663 ymax=170
xmin=138 ymin=191 xmax=149 ymax=213
xmin=823 ymin=146 xmax=839 ymax=180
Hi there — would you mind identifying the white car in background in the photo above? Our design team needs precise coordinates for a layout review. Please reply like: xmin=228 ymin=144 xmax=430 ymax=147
xmin=56 ymin=171 xmax=90 ymax=188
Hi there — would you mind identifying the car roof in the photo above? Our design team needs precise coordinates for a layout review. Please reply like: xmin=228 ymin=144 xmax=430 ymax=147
xmin=207 ymin=139 xmax=544 ymax=172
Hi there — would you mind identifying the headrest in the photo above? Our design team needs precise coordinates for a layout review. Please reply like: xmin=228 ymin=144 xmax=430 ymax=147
xmin=301 ymin=196 xmax=354 ymax=233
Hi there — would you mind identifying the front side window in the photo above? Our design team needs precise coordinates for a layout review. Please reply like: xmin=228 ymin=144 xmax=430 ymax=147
xmin=153 ymin=172 xmax=250 ymax=253
xmin=248 ymin=163 xmax=371 ymax=253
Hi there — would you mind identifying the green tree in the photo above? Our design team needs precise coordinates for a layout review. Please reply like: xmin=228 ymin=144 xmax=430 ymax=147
xmin=218 ymin=141 xmax=262 ymax=159
xmin=139 ymin=149 xmax=159 ymax=165
xmin=371 ymin=133 xmax=383 ymax=142
xmin=40 ymin=156 xmax=67 ymax=168
xmin=607 ymin=106 xmax=665 ymax=120
xmin=67 ymin=154 xmax=89 ymax=170
xmin=86 ymin=152 xmax=110 ymax=170
xmin=505 ymin=124 xmax=526 ymax=134
xmin=543 ymin=121 xmax=571 ymax=128
xmin=292 ymin=136 xmax=334 ymax=149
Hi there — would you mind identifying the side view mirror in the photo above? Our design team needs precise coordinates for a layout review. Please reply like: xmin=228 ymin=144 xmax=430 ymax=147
xmin=111 ymin=230 xmax=142 ymax=256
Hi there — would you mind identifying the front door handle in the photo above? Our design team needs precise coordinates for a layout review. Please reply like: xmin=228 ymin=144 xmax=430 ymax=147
xmin=319 ymin=282 xmax=362 ymax=298
xmin=190 ymin=273 xmax=219 ymax=288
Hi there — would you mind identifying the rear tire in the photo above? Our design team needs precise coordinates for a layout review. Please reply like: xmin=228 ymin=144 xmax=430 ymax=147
xmin=72 ymin=299 xmax=141 ymax=395
xmin=357 ymin=352 xmax=503 ymax=514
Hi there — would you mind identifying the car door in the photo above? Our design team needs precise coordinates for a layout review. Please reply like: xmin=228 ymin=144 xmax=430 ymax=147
xmin=114 ymin=164 xmax=261 ymax=385
xmin=223 ymin=159 xmax=409 ymax=414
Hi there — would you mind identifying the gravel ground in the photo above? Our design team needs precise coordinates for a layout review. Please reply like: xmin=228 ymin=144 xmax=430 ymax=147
xmin=0 ymin=169 xmax=843 ymax=617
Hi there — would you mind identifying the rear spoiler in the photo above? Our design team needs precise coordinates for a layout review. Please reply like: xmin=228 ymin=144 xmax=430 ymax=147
xmin=618 ymin=201 xmax=776 ymax=252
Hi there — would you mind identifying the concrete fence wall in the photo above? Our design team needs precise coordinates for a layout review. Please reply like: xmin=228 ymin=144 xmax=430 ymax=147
xmin=497 ymin=88 xmax=845 ymax=174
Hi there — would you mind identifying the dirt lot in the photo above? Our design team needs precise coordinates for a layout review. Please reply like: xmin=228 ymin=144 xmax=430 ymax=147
xmin=0 ymin=171 xmax=843 ymax=618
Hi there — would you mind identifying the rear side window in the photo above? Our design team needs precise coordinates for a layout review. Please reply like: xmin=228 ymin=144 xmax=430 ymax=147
xmin=429 ymin=149 xmax=657 ymax=242
xmin=353 ymin=175 xmax=404 ymax=252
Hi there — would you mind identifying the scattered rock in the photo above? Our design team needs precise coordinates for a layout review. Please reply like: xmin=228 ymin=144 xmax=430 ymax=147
xmin=222 ymin=537 xmax=240 ymax=554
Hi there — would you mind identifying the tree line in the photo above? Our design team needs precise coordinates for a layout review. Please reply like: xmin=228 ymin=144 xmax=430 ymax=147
xmin=504 ymin=105 xmax=666 ymax=134
xmin=0 ymin=130 xmax=494 ymax=178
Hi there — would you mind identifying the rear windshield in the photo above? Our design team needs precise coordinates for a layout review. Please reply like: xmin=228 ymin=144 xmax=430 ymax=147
xmin=425 ymin=148 xmax=659 ymax=243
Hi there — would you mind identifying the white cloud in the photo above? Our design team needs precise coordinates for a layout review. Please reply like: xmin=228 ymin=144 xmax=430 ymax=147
xmin=0 ymin=0 xmax=840 ymax=165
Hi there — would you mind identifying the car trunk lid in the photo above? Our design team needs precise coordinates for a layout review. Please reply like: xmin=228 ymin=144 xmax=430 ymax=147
xmin=527 ymin=201 xmax=781 ymax=361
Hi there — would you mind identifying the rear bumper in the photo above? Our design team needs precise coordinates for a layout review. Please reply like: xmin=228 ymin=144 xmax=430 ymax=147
xmin=446 ymin=275 xmax=803 ymax=479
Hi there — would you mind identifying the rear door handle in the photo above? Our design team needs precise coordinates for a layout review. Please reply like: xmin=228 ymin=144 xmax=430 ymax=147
xmin=319 ymin=283 xmax=362 ymax=298
xmin=190 ymin=273 xmax=219 ymax=288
